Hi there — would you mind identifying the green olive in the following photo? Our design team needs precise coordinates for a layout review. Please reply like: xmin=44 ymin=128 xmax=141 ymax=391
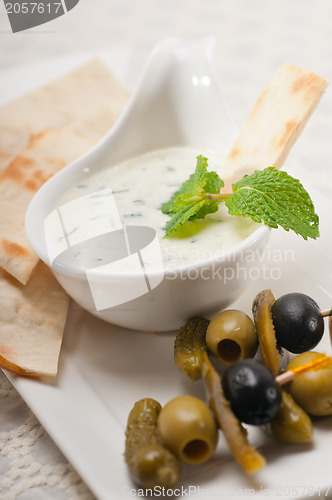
xmin=157 ymin=395 xmax=218 ymax=465
xmin=206 ymin=310 xmax=258 ymax=366
xmin=286 ymin=351 xmax=332 ymax=417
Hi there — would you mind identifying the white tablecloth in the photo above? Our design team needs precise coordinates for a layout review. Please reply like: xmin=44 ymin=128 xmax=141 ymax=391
xmin=1 ymin=1 xmax=332 ymax=499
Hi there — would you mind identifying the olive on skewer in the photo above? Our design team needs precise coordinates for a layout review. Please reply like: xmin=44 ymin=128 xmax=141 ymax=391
xmin=221 ymin=359 xmax=282 ymax=426
xmin=254 ymin=290 xmax=331 ymax=356
xmin=205 ymin=310 xmax=258 ymax=366
xmin=284 ymin=352 xmax=332 ymax=417
xmin=221 ymin=354 xmax=332 ymax=427
xmin=271 ymin=293 xmax=325 ymax=353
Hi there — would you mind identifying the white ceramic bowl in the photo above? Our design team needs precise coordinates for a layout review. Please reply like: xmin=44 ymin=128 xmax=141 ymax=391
xmin=25 ymin=38 xmax=270 ymax=332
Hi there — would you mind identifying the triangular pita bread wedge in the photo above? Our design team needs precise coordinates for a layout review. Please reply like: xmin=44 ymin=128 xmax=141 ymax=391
xmin=0 ymin=105 xmax=127 ymax=284
xmin=221 ymin=62 xmax=328 ymax=190
xmin=0 ymin=261 xmax=69 ymax=376
xmin=0 ymin=126 xmax=30 ymax=171
xmin=0 ymin=106 xmax=129 ymax=285
xmin=0 ymin=60 xmax=129 ymax=174
xmin=0 ymin=59 xmax=129 ymax=136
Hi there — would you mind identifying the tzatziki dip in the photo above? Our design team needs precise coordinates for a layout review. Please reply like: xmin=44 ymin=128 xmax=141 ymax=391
xmin=59 ymin=147 xmax=259 ymax=269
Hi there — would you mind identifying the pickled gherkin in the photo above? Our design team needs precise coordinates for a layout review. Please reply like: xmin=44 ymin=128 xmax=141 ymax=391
xmin=270 ymin=390 xmax=313 ymax=444
xmin=252 ymin=289 xmax=281 ymax=376
xmin=124 ymin=398 xmax=181 ymax=489
xmin=174 ymin=317 xmax=210 ymax=382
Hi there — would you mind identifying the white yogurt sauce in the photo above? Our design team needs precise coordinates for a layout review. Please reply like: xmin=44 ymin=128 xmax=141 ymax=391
xmin=60 ymin=147 xmax=259 ymax=269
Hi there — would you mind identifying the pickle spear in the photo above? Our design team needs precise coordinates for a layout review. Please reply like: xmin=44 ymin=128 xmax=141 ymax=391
xmin=269 ymin=391 xmax=313 ymax=444
xmin=252 ymin=289 xmax=281 ymax=376
xmin=174 ymin=318 xmax=266 ymax=475
xmin=174 ymin=317 xmax=208 ymax=382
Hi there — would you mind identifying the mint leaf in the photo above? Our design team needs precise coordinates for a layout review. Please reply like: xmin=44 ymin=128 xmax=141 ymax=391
xmin=161 ymin=155 xmax=223 ymax=215
xmin=205 ymin=171 xmax=224 ymax=194
xmin=194 ymin=200 xmax=221 ymax=220
xmin=225 ymin=167 xmax=319 ymax=240
xmin=162 ymin=155 xmax=225 ymax=236
xmin=164 ymin=199 xmax=207 ymax=235
xmin=169 ymin=193 xmax=203 ymax=212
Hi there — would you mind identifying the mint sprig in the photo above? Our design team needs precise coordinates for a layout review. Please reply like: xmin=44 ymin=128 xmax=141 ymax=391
xmin=162 ymin=156 xmax=319 ymax=240
xmin=161 ymin=155 xmax=225 ymax=236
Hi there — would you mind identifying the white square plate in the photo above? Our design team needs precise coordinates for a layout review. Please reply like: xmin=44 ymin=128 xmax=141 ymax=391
xmin=2 ymin=49 xmax=332 ymax=500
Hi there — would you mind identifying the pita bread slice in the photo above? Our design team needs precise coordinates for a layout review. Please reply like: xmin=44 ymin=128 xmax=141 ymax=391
xmin=0 ymin=261 xmax=69 ymax=376
xmin=0 ymin=59 xmax=129 ymax=137
xmin=221 ymin=62 xmax=328 ymax=189
xmin=0 ymin=60 xmax=129 ymax=176
xmin=0 ymin=126 xmax=30 ymax=171
xmin=0 ymin=105 xmax=124 ymax=285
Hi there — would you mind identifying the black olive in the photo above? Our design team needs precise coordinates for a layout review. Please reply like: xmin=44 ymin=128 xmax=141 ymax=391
xmin=221 ymin=359 xmax=282 ymax=426
xmin=271 ymin=293 xmax=324 ymax=353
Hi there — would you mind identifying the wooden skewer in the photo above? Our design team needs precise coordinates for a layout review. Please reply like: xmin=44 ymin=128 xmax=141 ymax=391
xmin=275 ymin=370 xmax=296 ymax=385
xmin=321 ymin=308 xmax=332 ymax=318
xmin=275 ymin=354 xmax=332 ymax=386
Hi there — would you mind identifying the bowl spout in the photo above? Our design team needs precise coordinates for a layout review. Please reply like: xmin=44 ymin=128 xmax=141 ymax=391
xmin=102 ymin=37 xmax=238 ymax=165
